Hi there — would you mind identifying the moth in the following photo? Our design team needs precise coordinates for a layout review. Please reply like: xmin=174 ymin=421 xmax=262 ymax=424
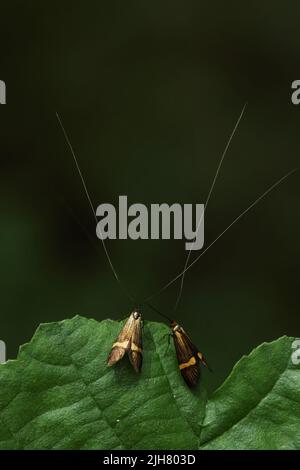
xmin=107 ymin=309 xmax=143 ymax=372
xmin=170 ymin=320 xmax=210 ymax=387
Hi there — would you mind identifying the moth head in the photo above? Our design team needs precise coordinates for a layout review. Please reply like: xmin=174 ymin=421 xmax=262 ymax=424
xmin=170 ymin=320 xmax=181 ymax=332
xmin=132 ymin=309 xmax=141 ymax=320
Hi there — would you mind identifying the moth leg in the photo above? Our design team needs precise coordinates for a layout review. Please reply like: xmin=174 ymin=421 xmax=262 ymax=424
xmin=162 ymin=333 xmax=173 ymax=355
xmin=198 ymin=352 xmax=213 ymax=372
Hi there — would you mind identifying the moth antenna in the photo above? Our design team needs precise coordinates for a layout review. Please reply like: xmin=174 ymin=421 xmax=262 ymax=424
xmin=174 ymin=102 xmax=247 ymax=311
xmin=146 ymin=168 xmax=298 ymax=302
xmin=145 ymin=302 xmax=172 ymax=322
xmin=56 ymin=112 xmax=136 ymax=304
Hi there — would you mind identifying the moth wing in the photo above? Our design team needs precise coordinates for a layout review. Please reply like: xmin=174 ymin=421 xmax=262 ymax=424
xmin=116 ymin=314 xmax=136 ymax=342
xmin=178 ymin=329 xmax=209 ymax=369
xmin=107 ymin=345 xmax=127 ymax=367
xmin=128 ymin=350 xmax=143 ymax=373
xmin=180 ymin=328 xmax=200 ymax=353
xmin=173 ymin=329 xmax=200 ymax=387
xmin=180 ymin=362 xmax=200 ymax=387
xmin=128 ymin=317 xmax=143 ymax=373
xmin=107 ymin=314 xmax=134 ymax=367
xmin=173 ymin=329 xmax=197 ymax=363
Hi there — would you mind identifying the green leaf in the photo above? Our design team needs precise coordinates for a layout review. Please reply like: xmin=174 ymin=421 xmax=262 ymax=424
xmin=0 ymin=316 xmax=298 ymax=450
xmin=200 ymin=336 xmax=300 ymax=450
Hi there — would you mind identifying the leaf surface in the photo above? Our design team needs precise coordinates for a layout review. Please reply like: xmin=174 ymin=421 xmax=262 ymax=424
xmin=0 ymin=316 xmax=298 ymax=450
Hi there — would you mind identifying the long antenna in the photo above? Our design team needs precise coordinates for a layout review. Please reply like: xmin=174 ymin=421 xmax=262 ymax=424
xmin=56 ymin=112 xmax=136 ymax=304
xmin=145 ymin=168 xmax=298 ymax=302
xmin=174 ymin=103 xmax=247 ymax=311
xmin=145 ymin=301 xmax=172 ymax=322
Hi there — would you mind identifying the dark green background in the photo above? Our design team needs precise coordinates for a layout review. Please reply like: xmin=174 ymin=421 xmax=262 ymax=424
xmin=0 ymin=1 xmax=299 ymax=393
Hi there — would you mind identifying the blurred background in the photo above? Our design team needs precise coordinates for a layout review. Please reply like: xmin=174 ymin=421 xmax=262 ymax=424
xmin=0 ymin=1 xmax=299 ymax=393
